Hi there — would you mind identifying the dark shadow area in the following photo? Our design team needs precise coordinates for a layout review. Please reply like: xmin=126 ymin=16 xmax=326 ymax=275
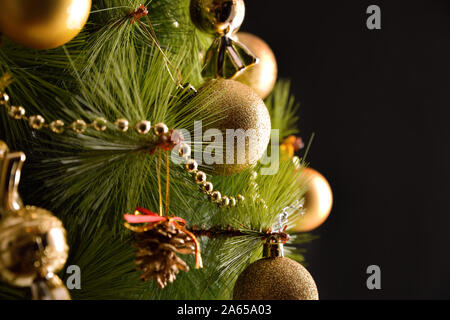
xmin=243 ymin=0 xmax=450 ymax=299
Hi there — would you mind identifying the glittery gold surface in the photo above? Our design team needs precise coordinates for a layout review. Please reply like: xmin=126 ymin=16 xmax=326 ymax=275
xmin=234 ymin=32 xmax=278 ymax=99
xmin=190 ymin=0 xmax=245 ymax=35
xmin=233 ymin=257 xmax=319 ymax=300
xmin=199 ymin=79 xmax=271 ymax=175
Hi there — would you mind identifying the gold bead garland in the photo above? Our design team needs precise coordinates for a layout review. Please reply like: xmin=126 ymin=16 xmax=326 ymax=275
xmin=176 ymin=139 xmax=245 ymax=208
xmin=0 ymin=90 xmax=158 ymax=135
xmin=1 ymin=89 xmax=248 ymax=208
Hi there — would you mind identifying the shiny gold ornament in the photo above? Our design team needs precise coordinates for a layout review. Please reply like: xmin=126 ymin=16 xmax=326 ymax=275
xmin=234 ymin=32 xmax=278 ymax=99
xmin=49 ymin=120 xmax=65 ymax=134
xmin=190 ymin=0 xmax=245 ymax=35
xmin=236 ymin=194 xmax=244 ymax=202
xmin=229 ymin=196 xmax=236 ymax=207
xmin=197 ymin=79 xmax=271 ymax=175
xmin=8 ymin=106 xmax=25 ymax=119
xmin=0 ymin=0 xmax=92 ymax=50
xmin=190 ymin=0 xmax=258 ymax=79
xmin=233 ymin=242 xmax=319 ymax=300
xmin=293 ymin=168 xmax=333 ymax=232
xmin=28 ymin=115 xmax=45 ymax=130
xmin=31 ymin=273 xmax=71 ymax=300
xmin=135 ymin=120 xmax=151 ymax=135
xmin=0 ymin=142 xmax=70 ymax=299
xmin=0 ymin=206 xmax=69 ymax=287
xmin=115 ymin=118 xmax=129 ymax=132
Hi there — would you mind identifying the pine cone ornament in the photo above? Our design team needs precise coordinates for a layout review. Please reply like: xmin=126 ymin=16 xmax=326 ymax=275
xmin=124 ymin=208 xmax=202 ymax=289
xmin=133 ymin=219 xmax=196 ymax=288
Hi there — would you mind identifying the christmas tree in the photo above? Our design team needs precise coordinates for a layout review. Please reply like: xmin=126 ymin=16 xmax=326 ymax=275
xmin=0 ymin=0 xmax=331 ymax=300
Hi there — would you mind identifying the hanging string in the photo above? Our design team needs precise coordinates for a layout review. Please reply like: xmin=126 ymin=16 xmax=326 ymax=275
xmin=129 ymin=5 xmax=183 ymax=88
xmin=165 ymin=150 xmax=170 ymax=217
xmin=157 ymin=149 xmax=163 ymax=216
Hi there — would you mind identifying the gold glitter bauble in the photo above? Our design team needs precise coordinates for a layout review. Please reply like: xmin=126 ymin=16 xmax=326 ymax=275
xmin=198 ymin=79 xmax=271 ymax=175
xmin=233 ymin=257 xmax=319 ymax=300
xmin=234 ymin=32 xmax=278 ymax=99
xmin=0 ymin=0 xmax=91 ymax=50
xmin=293 ymin=168 xmax=333 ymax=232
xmin=190 ymin=0 xmax=245 ymax=36
xmin=0 ymin=206 xmax=69 ymax=287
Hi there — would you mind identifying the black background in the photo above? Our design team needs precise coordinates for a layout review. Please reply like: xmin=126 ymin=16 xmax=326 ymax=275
xmin=243 ymin=0 xmax=450 ymax=299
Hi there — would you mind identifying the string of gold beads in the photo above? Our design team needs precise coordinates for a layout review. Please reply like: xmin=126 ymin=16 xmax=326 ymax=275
xmin=0 ymin=91 xmax=159 ymax=135
xmin=1 ymin=91 xmax=245 ymax=208
xmin=178 ymin=140 xmax=244 ymax=208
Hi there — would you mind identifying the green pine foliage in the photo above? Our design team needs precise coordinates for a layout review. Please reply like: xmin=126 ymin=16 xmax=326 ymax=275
xmin=0 ymin=0 xmax=313 ymax=299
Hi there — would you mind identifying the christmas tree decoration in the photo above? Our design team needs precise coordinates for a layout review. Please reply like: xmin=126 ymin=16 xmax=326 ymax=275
xmin=124 ymin=208 xmax=203 ymax=289
xmin=280 ymin=135 xmax=304 ymax=159
xmin=234 ymin=32 xmax=278 ymax=99
xmin=233 ymin=241 xmax=319 ymax=300
xmin=0 ymin=141 xmax=70 ymax=299
xmin=0 ymin=0 xmax=91 ymax=50
xmin=190 ymin=0 xmax=258 ymax=79
xmin=31 ymin=273 xmax=71 ymax=300
xmin=293 ymin=168 xmax=333 ymax=232
xmin=0 ymin=0 xmax=321 ymax=301
xmin=198 ymin=79 xmax=271 ymax=175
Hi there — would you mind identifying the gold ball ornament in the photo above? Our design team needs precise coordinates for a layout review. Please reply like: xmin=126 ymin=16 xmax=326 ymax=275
xmin=234 ymin=32 xmax=278 ymax=99
xmin=0 ymin=0 xmax=91 ymax=50
xmin=190 ymin=0 xmax=245 ymax=36
xmin=0 ymin=206 xmax=69 ymax=287
xmin=198 ymin=79 xmax=271 ymax=175
xmin=233 ymin=256 xmax=319 ymax=300
xmin=293 ymin=168 xmax=333 ymax=232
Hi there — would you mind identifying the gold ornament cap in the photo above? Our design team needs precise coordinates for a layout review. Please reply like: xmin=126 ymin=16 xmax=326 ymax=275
xmin=263 ymin=241 xmax=284 ymax=258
